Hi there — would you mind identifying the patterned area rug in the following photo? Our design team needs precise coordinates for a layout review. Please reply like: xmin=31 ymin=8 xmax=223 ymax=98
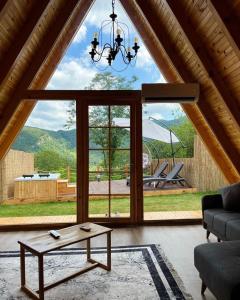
xmin=0 ymin=244 xmax=192 ymax=299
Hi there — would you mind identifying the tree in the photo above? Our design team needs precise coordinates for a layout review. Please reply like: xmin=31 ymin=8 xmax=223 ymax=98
xmin=65 ymin=72 xmax=138 ymax=128
xmin=171 ymin=117 xmax=195 ymax=157
xmin=66 ymin=72 xmax=138 ymax=169
xmin=34 ymin=135 xmax=76 ymax=175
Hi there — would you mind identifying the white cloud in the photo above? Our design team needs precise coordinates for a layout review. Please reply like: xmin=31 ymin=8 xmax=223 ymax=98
xmin=155 ymin=74 xmax=167 ymax=83
xmin=47 ymin=58 xmax=96 ymax=90
xmin=135 ymin=44 xmax=154 ymax=70
xmin=143 ymin=103 xmax=181 ymax=120
xmin=26 ymin=101 xmax=72 ymax=131
xmin=72 ymin=25 xmax=87 ymax=43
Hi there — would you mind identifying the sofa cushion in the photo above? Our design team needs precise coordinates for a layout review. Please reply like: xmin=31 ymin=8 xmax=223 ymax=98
xmin=194 ymin=241 xmax=240 ymax=300
xmin=226 ymin=220 xmax=240 ymax=241
xmin=204 ymin=209 xmax=225 ymax=228
xmin=213 ymin=212 xmax=240 ymax=237
xmin=220 ymin=183 xmax=240 ymax=211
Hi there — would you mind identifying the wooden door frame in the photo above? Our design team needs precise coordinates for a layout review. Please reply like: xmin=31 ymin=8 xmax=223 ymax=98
xmin=23 ymin=89 xmax=143 ymax=225
xmin=76 ymin=92 xmax=142 ymax=225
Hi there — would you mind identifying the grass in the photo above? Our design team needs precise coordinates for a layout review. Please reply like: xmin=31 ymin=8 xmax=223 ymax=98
xmin=0 ymin=192 xmax=215 ymax=218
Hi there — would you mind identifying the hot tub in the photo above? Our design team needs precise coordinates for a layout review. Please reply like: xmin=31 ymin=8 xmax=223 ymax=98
xmin=15 ymin=173 xmax=60 ymax=181
xmin=14 ymin=173 xmax=60 ymax=202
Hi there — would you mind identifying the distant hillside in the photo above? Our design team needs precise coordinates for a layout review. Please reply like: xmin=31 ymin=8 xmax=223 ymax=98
xmin=12 ymin=126 xmax=76 ymax=152
xmin=12 ymin=118 xmax=186 ymax=153
xmin=154 ymin=116 xmax=186 ymax=128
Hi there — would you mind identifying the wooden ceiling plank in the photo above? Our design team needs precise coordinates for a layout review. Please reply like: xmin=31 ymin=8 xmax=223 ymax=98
xmin=0 ymin=0 xmax=50 ymax=86
xmin=165 ymin=0 xmax=240 ymax=131
xmin=0 ymin=0 xmax=80 ymax=139
xmin=209 ymin=0 xmax=240 ymax=61
xmin=0 ymin=0 xmax=94 ymax=159
xmin=134 ymin=0 xmax=240 ymax=173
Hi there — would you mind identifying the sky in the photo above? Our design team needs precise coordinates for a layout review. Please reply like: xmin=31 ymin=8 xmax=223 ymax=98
xmin=26 ymin=0 xmax=181 ymax=131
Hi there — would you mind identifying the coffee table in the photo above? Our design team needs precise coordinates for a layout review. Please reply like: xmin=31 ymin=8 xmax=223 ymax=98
xmin=18 ymin=223 xmax=112 ymax=300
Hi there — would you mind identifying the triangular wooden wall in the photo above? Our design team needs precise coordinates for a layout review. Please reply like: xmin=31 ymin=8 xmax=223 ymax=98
xmin=0 ymin=0 xmax=240 ymax=182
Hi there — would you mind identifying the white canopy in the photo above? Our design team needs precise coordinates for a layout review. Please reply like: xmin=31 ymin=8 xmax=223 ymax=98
xmin=112 ymin=118 xmax=179 ymax=144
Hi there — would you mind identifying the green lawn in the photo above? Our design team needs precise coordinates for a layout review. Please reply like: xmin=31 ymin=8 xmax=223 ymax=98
xmin=0 ymin=192 xmax=215 ymax=217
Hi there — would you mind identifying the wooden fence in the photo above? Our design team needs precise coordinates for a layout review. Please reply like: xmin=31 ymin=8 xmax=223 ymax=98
xmin=0 ymin=149 xmax=34 ymax=201
xmin=151 ymin=135 xmax=228 ymax=192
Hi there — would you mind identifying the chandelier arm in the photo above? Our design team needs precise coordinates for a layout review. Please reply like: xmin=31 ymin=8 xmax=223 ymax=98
xmin=119 ymin=47 xmax=130 ymax=64
xmin=92 ymin=43 xmax=113 ymax=62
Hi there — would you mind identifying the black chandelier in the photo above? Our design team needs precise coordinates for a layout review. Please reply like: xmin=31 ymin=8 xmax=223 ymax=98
xmin=89 ymin=0 xmax=140 ymax=70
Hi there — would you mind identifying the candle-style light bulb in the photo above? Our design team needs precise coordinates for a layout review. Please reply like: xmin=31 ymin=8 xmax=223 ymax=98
xmin=93 ymin=32 xmax=98 ymax=39
xmin=117 ymin=28 xmax=121 ymax=35
xmin=134 ymin=37 xmax=138 ymax=43
xmin=128 ymin=47 xmax=131 ymax=52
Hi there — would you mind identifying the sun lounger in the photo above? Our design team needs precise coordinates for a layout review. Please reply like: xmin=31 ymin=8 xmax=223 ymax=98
xmin=143 ymin=162 xmax=190 ymax=188
xmin=126 ymin=160 xmax=168 ymax=186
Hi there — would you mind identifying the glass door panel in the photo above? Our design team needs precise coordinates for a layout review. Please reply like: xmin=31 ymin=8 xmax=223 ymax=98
xmin=89 ymin=197 xmax=109 ymax=218
xmin=88 ymin=104 xmax=131 ymax=220
xmin=111 ymin=196 xmax=131 ymax=218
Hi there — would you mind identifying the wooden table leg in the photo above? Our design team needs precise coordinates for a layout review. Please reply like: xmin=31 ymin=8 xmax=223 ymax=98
xmin=87 ymin=239 xmax=91 ymax=261
xmin=38 ymin=255 xmax=44 ymax=300
xmin=20 ymin=245 xmax=26 ymax=287
xmin=107 ymin=231 xmax=111 ymax=271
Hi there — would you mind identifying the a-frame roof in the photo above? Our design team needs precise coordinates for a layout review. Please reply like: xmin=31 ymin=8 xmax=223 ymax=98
xmin=0 ymin=0 xmax=240 ymax=182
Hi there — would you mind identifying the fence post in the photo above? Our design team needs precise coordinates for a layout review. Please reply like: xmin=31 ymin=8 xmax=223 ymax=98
xmin=124 ymin=164 xmax=129 ymax=178
xmin=67 ymin=166 xmax=71 ymax=181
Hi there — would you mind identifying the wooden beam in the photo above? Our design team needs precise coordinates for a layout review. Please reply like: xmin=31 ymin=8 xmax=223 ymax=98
xmin=0 ymin=0 xmax=94 ymax=160
xmin=209 ymin=0 xmax=240 ymax=61
xmin=133 ymin=0 xmax=240 ymax=175
xmin=0 ymin=0 xmax=8 ymax=15
xmin=32 ymin=0 xmax=94 ymax=89
xmin=165 ymin=0 xmax=240 ymax=131
xmin=0 ymin=0 xmax=80 ymax=139
xmin=23 ymin=90 xmax=141 ymax=100
xmin=0 ymin=0 xmax=50 ymax=86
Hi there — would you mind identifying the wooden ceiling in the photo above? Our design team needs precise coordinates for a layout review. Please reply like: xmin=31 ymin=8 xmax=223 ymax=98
xmin=0 ymin=0 xmax=240 ymax=183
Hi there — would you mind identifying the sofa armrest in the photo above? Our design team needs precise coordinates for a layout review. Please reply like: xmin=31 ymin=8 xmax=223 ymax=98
xmin=202 ymin=194 xmax=223 ymax=212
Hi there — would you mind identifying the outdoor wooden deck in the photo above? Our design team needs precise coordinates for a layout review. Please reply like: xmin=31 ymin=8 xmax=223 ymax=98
xmin=90 ymin=179 xmax=197 ymax=195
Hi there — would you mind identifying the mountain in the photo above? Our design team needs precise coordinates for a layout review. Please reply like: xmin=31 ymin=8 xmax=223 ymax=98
xmin=153 ymin=116 xmax=186 ymax=128
xmin=12 ymin=126 xmax=76 ymax=152
xmin=12 ymin=117 xmax=186 ymax=153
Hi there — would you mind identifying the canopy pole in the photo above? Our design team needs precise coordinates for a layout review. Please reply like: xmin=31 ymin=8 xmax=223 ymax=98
xmin=169 ymin=130 xmax=175 ymax=165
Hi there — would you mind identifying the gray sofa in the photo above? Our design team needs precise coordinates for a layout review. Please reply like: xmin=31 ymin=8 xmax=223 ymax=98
xmin=194 ymin=240 xmax=240 ymax=300
xmin=202 ymin=185 xmax=240 ymax=241
xmin=194 ymin=183 xmax=240 ymax=299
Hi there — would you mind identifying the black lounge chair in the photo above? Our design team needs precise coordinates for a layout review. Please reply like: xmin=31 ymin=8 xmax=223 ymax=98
xmin=143 ymin=162 xmax=190 ymax=188
xmin=126 ymin=160 xmax=168 ymax=186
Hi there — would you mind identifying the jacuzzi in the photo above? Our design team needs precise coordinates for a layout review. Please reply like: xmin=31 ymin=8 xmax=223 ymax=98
xmin=15 ymin=173 xmax=60 ymax=181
